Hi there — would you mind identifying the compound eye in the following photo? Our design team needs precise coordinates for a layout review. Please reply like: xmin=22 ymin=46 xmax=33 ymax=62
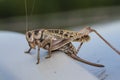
xmin=28 ymin=32 xmax=32 ymax=38
xmin=26 ymin=31 xmax=34 ymax=42
xmin=34 ymin=30 xmax=39 ymax=35
xmin=34 ymin=30 xmax=41 ymax=39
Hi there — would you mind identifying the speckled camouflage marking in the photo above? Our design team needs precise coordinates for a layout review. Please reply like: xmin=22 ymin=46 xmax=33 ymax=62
xmin=44 ymin=29 xmax=90 ymax=42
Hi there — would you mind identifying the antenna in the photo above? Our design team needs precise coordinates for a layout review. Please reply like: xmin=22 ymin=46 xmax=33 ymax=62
xmin=24 ymin=0 xmax=36 ymax=32
xmin=24 ymin=0 xmax=28 ymax=32
xmin=30 ymin=0 xmax=36 ymax=16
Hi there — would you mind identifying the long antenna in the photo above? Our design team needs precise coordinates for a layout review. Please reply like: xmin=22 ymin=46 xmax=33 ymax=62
xmin=30 ymin=0 xmax=36 ymax=16
xmin=25 ymin=0 xmax=28 ymax=32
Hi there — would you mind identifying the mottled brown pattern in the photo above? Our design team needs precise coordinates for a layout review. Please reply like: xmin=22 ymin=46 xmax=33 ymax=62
xmin=45 ymin=29 xmax=90 ymax=42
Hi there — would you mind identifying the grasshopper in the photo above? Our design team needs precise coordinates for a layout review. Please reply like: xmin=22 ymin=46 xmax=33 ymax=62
xmin=24 ymin=0 xmax=120 ymax=67
xmin=25 ymin=27 xmax=120 ymax=67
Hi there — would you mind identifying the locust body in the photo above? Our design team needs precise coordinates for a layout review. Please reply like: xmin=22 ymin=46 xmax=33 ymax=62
xmin=25 ymin=27 xmax=120 ymax=67
xmin=25 ymin=31 xmax=104 ymax=67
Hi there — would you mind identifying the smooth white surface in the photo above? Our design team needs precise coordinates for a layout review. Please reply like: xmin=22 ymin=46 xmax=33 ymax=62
xmin=0 ymin=31 xmax=98 ymax=80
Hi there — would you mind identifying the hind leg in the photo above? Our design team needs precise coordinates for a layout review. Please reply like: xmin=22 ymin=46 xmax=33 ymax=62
xmin=77 ymin=42 xmax=83 ymax=54
xmin=59 ymin=42 xmax=104 ymax=67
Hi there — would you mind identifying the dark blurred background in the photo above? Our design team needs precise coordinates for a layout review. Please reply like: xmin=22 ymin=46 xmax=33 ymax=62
xmin=0 ymin=0 xmax=120 ymax=33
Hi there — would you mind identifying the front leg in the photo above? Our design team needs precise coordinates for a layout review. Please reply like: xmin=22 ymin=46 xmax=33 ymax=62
xmin=40 ymin=39 xmax=52 ymax=59
xmin=36 ymin=47 xmax=40 ymax=64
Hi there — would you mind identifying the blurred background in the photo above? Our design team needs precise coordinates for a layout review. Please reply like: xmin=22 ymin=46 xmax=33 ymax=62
xmin=0 ymin=0 xmax=120 ymax=33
